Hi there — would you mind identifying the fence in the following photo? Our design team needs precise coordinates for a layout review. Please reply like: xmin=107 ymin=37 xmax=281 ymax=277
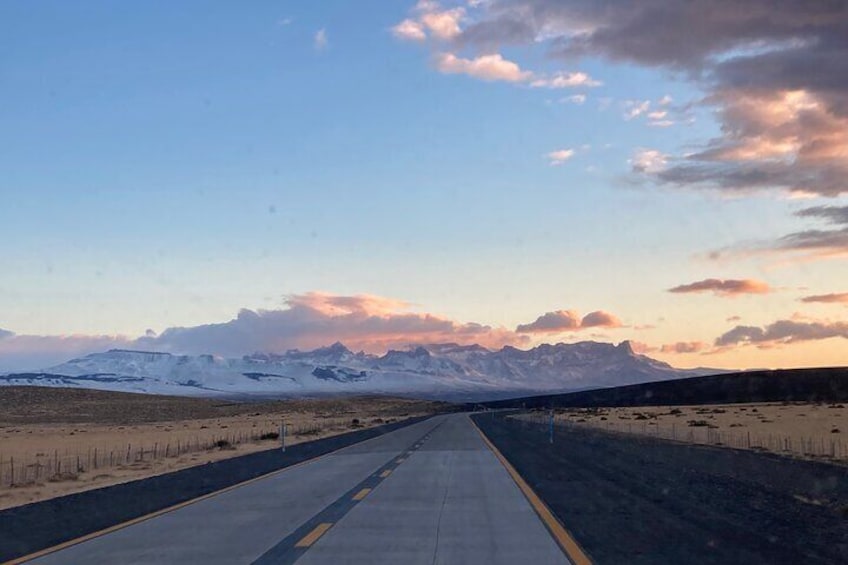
xmin=0 ymin=417 xmax=354 ymax=489
xmin=512 ymin=412 xmax=848 ymax=462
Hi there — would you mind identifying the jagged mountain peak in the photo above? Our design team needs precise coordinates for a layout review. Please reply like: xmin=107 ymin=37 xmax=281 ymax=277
xmin=2 ymin=340 xmax=724 ymax=400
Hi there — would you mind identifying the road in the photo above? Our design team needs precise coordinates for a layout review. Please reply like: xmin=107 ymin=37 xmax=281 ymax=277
xmin=25 ymin=414 xmax=570 ymax=565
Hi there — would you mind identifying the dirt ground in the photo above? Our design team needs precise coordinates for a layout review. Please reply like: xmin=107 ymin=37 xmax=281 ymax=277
xmin=540 ymin=402 xmax=847 ymax=463
xmin=0 ymin=387 xmax=448 ymax=510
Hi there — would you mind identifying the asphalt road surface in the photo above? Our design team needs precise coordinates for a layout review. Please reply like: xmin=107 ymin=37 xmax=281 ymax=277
xmin=25 ymin=414 xmax=569 ymax=565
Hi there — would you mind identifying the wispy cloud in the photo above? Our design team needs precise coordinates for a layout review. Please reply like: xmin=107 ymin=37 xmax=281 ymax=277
xmin=545 ymin=148 xmax=575 ymax=166
xmin=629 ymin=148 xmax=668 ymax=174
xmin=530 ymin=72 xmax=600 ymax=89
xmin=801 ymin=292 xmax=848 ymax=304
xmin=668 ymin=278 xmax=772 ymax=296
xmin=716 ymin=319 xmax=848 ymax=347
xmin=712 ymin=205 xmax=848 ymax=263
xmin=314 ymin=28 xmax=328 ymax=51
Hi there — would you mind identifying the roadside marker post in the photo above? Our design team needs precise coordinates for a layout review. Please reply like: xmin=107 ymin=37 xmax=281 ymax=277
xmin=549 ymin=410 xmax=554 ymax=444
xmin=281 ymin=422 xmax=287 ymax=452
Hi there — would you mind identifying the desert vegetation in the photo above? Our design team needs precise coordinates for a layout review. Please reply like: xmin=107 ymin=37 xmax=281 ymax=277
xmin=0 ymin=387 xmax=447 ymax=509
xmin=519 ymin=402 xmax=847 ymax=463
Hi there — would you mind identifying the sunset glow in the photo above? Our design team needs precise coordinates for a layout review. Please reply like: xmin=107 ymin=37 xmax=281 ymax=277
xmin=1 ymin=1 xmax=847 ymax=373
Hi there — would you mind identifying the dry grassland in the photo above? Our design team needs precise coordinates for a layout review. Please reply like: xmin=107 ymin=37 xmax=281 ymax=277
xmin=0 ymin=387 xmax=447 ymax=510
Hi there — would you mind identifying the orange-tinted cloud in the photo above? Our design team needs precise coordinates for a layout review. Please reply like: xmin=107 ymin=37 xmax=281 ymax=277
xmin=801 ymin=292 xmax=848 ymax=304
xmin=669 ymin=278 xmax=771 ymax=296
xmin=0 ymin=293 xmax=529 ymax=371
xmin=516 ymin=309 xmax=622 ymax=333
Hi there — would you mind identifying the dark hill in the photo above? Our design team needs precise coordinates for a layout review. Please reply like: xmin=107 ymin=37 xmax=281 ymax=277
xmin=479 ymin=367 xmax=848 ymax=409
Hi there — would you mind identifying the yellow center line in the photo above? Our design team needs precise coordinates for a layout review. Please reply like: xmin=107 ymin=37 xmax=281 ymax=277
xmin=379 ymin=469 xmax=392 ymax=478
xmin=295 ymin=523 xmax=334 ymax=548
xmin=352 ymin=488 xmax=372 ymax=501
xmin=470 ymin=417 xmax=593 ymax=565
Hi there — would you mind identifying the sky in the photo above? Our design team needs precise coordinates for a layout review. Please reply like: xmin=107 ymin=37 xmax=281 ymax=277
xmin=1 ymin=0 xmax=847 ymax=372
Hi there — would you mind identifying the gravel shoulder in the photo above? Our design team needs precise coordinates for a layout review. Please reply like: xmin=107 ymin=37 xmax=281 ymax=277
xmin=473 ymin=412 xmax=848 ymax=565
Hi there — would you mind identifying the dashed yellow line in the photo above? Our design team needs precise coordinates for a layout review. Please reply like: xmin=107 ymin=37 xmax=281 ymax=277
xmin=352 ymin=488 xmax=372 ymax=501
xmin=470 ymin=417 xmax=593 ymax=565
xmin=295 ymin=523 xmax=333 ymax=548
xmin=379 ymin=470 xmax=392 ymax=478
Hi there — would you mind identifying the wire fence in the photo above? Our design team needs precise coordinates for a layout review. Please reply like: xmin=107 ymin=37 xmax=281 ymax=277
xmin=512 ymin=412 xmax=848 ymax=462
xmin=0 ymin=417 xmax=356 ymax=489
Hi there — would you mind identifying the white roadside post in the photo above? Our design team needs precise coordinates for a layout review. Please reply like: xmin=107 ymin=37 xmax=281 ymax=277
xmin=281 ymin=421 xmax=287 ymax=452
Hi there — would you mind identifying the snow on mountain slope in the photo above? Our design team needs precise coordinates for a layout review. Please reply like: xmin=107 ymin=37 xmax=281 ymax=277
xmin=0 ymin=341 xmax=722 ymax=400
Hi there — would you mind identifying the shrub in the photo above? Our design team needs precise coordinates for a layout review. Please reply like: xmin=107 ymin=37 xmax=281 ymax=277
xmin=259 ymin=432 xmax=280 ymax=441
xmin=688 ymin=420 xmax=711 ymax=427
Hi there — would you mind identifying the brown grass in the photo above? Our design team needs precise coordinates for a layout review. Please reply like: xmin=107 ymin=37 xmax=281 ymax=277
xmin=521 ymin=402 xmax=847 ymax=464
xmin=0 ymin=387 xmax=450 ymax=510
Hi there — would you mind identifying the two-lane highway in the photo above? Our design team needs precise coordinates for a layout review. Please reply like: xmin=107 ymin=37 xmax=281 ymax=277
xmin=25 ymin=414 xmax=572 ymax=564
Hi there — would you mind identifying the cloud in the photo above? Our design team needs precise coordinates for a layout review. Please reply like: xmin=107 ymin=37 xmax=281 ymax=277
xmin=801 ymin=293 xmax=848 ymax=304
xmin=392 ymin=19 xmax=427 ymax=41
xmin=629 ymin=148 xmax=667 ymax=173
xmin=0 ymin=292 xmax=528 ymax=372
xmin=545 ymin=148 xmax=574 ymax=166
xmin=581 ymin=311 xmax=622 ymax=328
xmin=314 ymin=28 xmax=328 ymax=51
xmin=392 ymin=2 xmax=598 ymax=88
xmin=391 ymin=1 xmax=466 ymax=42
xmin=718 ymin=205 xmax=848 ymax=262
xmin=530 ymin=72 xmax=600 ymax=89
xmin=715 ymin=319 xmax=848 ymax=347
xmin=796 ymin=206 xmax=848 ymax=225
xmin=623 ymin=100 xmax=650 ymax=120
xmin=660 ymin=341 xmax=707 ymax=354
xmin=451 ymin=0 xmax=848 ymax=198
xmin=434 ymin=52 xmax=532 ymax=82
xmin=561 ymin=94 xmax=586 ymax=105
xmin=668 ymin=278 xmax=772 ymax=296
xmin=420 ymin=5 xmax=465 ymax=40
xmin=516 ymin=309 xmax=622 ymax=333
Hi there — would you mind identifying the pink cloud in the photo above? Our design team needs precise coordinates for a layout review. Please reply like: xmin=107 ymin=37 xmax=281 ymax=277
xmin=669 ymin=278 xmax=771 ymax=296
xmin=0 ymin=292 xmax=529 ymax=371
xmin=801 ymin=292 xmax=848 ymax=304
xmin=516 ymin=309 xmax=622 ymax=333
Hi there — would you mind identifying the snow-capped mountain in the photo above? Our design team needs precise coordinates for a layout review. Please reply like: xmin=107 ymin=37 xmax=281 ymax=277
xmin=0 ymin=341 xmax=721 ymax=400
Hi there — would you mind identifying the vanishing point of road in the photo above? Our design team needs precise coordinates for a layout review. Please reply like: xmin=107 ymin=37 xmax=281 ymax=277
xmin=23 ymin=414 xmax=578 ymax=565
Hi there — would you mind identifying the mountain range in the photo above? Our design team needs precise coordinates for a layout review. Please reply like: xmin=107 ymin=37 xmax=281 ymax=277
xmin=0 ymin=341 xmax=723 ymax=401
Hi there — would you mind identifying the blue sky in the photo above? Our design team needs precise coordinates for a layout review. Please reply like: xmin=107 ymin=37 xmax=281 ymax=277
xmin=2 ymin=1 xmax=847 ymax=371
